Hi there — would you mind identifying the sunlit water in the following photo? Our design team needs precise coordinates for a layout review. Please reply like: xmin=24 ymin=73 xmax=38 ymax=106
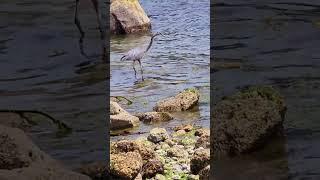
xmin=213 ymin=1 xmax=320 ymax=179
xmin=110 ymin=0 xmax=210 ymax=140
xmin=0 ymin=0 xmax=106 ymax=168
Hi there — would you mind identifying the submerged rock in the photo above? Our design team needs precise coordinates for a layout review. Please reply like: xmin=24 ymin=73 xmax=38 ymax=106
xmin=110 ymin=0 xmax=151 ymax=34
xmin=212 ymin=86 xmax=286 ymax=156
xmin=147 ymin=128 xmax=169 ymax=143
xmin=110 ymin=152 xmax=143 ymax=179
xmin=190 ymin=148 xmax=210 ymax=174
xmin=0 ymin=125 xmax=90 ymax=180
xmin=154 ymin=88 xmax=200 ymax=112
xmin=135 ymin=112 xmax=173 ymax=124
xmin=110 ymin=101 xmax=139 ymax=130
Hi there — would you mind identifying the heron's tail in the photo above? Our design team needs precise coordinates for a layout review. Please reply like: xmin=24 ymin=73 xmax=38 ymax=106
xmin=120 ymin=55 xmax=126 ymax=61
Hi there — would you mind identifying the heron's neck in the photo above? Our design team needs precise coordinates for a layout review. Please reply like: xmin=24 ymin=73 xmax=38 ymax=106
xmin=145 ymin=35 xmax=155 ymax=52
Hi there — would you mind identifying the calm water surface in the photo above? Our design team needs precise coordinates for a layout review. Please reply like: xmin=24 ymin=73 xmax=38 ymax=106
xmin=214 ymin=0 xmax=320 ymax=179
xmin=0 ymin=0 xmax=106 ymax=168
xmin=110 ymin=0 xmax=210 ymax=140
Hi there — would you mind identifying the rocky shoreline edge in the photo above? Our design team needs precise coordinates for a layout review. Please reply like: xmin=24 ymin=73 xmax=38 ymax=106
xmin=0 ymin=86 xmax=286 ymax=180
xmin=109 ymin=86 xmax=286 ymax=179
xmin=109 ymin=125 xmax=210 ymax=180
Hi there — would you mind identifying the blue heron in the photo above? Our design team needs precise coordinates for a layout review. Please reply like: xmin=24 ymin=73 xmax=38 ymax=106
xmin=120 ymin=32 xmax=164 ymax=81
xmin=74 ymin=0 xmax=106 ymax=60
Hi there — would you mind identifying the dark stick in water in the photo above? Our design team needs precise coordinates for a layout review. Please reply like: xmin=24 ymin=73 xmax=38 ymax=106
xmin=0 ymin=110 xmax=72 ymax=132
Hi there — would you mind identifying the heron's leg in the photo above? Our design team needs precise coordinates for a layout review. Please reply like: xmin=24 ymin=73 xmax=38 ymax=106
xmin=75 ymin=0 xmax=91 ymax=58
xmin=90 ymin=0 xmax=107 ymax=61
xmin=138 ymin=59 xmax=144 ymax=81
xmin=74 ymin=0 xmax=85 ymax=41
xmin=132 ymin=60 xmax=137 ymax=78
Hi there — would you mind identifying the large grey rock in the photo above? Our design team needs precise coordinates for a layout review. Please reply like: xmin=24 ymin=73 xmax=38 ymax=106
xmin=0 ymin=125 xmax=90 ymax=180
xmin=154 ymin=88 xmax=200 ymax=112
xmin=110 ymin=101 xmax=139 ymax=130
xmin=110 ymin=0 xmax=151 ymax=34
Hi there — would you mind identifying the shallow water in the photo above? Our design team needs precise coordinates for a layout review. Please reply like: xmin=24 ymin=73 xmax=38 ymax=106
xmin=110 ymin=0 xmax=210 ymax=140
xmin=213 ymin=0 xmax=320 ymax=179
xmin=0 ymin=0 xmax=106 ymax=168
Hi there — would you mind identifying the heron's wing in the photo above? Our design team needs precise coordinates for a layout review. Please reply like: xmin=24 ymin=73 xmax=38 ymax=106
xmin=126 ymin=46 xmax=146 ymax=60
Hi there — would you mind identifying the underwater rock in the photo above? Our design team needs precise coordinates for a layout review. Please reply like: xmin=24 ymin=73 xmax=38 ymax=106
xmin=147 ymin=128 xmax=169 ymax=143
xmin=212 ymin=86 xmax=286 ymax=156
xmin=190 ymin=148 xmax=210 ymax=174
xmin=0 ymin=125 xmax=90 ymax=180
xmin=110 ymin=0 xmax=151 ymax=34
xmin=135 ymin=112 xmax=173 ymax=124
xmin=154 ymin=88 xmax=200 ymax=112
xmin=110 ymin=152 xmax=143 ymax=179
xmin=110 ymin=101 xmax=139 ymax=130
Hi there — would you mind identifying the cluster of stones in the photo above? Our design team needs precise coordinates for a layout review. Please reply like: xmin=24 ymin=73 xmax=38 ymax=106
xmin=109 ymin=124 xmax=210 ymax=179
xmin=110 ymin=88 xmax=200 ymax=131
xmin=0 ymin=85 xmax=287 ymax=179
xmin=110 ymin=85 xmax=287 ymax=179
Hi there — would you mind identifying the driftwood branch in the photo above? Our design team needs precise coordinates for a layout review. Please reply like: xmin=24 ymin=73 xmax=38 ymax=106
xmin=0 ymin=110 xmax=72 ymax=133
